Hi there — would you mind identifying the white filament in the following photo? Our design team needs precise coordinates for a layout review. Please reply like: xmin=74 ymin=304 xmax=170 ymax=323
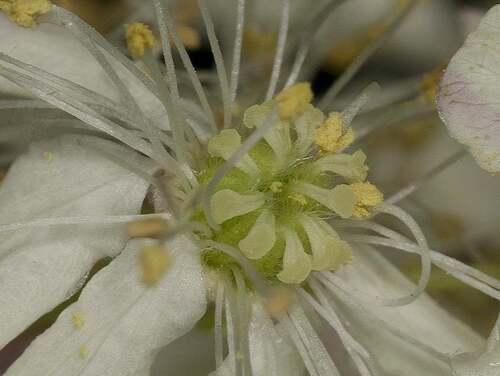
xmin=265 ymin=0 xmax=290 ymax=100
xmin=199 ymin=0 xmax=232 ymax=129
xmin=229 ymin=0 xmax=246 ymax=104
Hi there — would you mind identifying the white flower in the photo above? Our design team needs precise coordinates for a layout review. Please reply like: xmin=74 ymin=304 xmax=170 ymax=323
xmin=0 ymin=1 xmax=498 ymax=375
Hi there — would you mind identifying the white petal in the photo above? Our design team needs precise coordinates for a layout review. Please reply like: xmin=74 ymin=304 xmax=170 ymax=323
xmin=0 ymin=134 xmax=151 ymax=349
xmin=332 ymin=245 xmax=484 ymax=375
xmin=451 ymin=315 xmax=500 ymax=376
xmin=438 ymin=5 xmax=500 ymax=173
xmin=0 ymin=14 xmax=168 ymax=130
xmin=6 ymin=236 xmax=206 ymax=376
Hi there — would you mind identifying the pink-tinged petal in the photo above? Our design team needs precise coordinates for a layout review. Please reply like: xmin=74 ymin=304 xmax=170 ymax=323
xmin=438 ymin=5 xmax=500 ymax=174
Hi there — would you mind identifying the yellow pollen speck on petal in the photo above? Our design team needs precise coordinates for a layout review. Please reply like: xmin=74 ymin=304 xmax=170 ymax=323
xmin=71 ymin=312 xmax=84 ymax=330
xmin=42 ymin=151 xmax=53 ymax=161
xmin=127 ymin=218 xmax=169 ymax=238
xmin=274 ymin=82 xmax=313 ymax=121
xmin=79 ymin=345 xmax=89 ymax=359
xmin=0 ymin=0 xmax=51 ymax=28
xmin=139 ymin=245 xmax=170 ymax=286
xmin=315 ymin=112 xmax=354 ymax=153
xmin=270 ymin=181 xmax=283 ymax=193
xmin=351 ymin=182 xmax=383 ymax=219
xmin=125 ymin=22 xmax=156 ymax=58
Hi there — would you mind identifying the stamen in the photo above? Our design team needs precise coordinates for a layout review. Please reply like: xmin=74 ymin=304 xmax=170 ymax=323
xmin=300 ymin=285 xmax=376 ymax=376
xmin=300 ymin=215 xmax=352 ymax=271
xmin=351 ymin=182 xmax=384 ymax=219
xmin=277 ymin=227 xmax=312 ymax=284
xmin=339 ymin=82 xmax=381 ymax=126
xmin=293 ymin=181 xmax=357 ymax=218
xmin=139 ymin=245 xmax=171 ymax=285
xmin=238 ymin=210 xmax=276 ymax=260
xmin=313 ymin=150 xmax=368 ymax=183
xmin=214 ymin=280 xmax=225 ymax=372
xmin=275 ymin=82 xmax=313 ymax=121
xmin=153 ymin=0 xmax=218 ymax=133
xmin=232 ymin=268 xmax=252 ymax=375
xmin=315 ymin=112 xmax=354 ymax=153
xmin=229 ymin=0 xmax=245 ymax=104
xmin=265 ymin=0 xmax=289 ymax=100
xmin=198 ymin=0 xmax=231 ymax=129
xmin=281 ymin=316 xmax=320 ymax=376
xmin=210 ymin=189 xmax=265 ymax=225
xmin=386 ymin=149 xmax=467 ymax=205
xmin=125 ymin=22 xmax=156 ymax=59
xmin=208 ymin=129 xmax=259 ymax=175
xmin=289 ymin=306 xmax=340 ymax=376
xmin=294 ymin=105 xmax=325 ymax=155
xmin=319 ymin=0 xmax=418 ymax=108
xmin=0 ymin=0 xmax=51 ymax=28
xmin=285 ymin=0 xmax=349 ymax=88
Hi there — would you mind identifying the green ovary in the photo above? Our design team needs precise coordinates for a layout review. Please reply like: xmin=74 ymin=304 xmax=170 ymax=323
xmin=195 ymin=141 xmax=323 ymax=282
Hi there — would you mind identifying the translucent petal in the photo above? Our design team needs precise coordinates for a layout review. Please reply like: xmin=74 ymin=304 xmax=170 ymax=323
xmin=277 ymin=227 xmax=312 ymax=284
xmin=238 ymin=210 xmax=276 ymax=260
xmin=210 ymin=189 xmax=265 ymax=225
xmin=438 ymin=5 xmax=500 ymax=173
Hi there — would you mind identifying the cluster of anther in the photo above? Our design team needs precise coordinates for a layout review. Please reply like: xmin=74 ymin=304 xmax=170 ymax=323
xmin=198 ymin=83 xmax=383 ymax=284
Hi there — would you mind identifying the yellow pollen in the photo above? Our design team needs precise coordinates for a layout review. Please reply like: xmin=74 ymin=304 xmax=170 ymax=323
xmin=71 ymin=312 xmax=84 ymax=330
xmin=351 ymin=182 xmax=384 ymax=219
xmin=79 ymin=345 xmax=89 ymax=358
xmin=42 ymin=151 xmax=53 ymax=161
xmin=269 ymin=181 xmax=283 ymax=193
xmin=127 ymin=218 xmax=169 ymax=238
xmin=139 ymin=245 xmax=170 ymax=286
xmin=315 ymin=112 xmax=354 ymax=153
xmin=0 ymin=0 xmax=51 ymax=28
xmin=125 ymin=22 xmax=156 ymax=58
xmin=274 ymin=82 xmax=313 ymax=121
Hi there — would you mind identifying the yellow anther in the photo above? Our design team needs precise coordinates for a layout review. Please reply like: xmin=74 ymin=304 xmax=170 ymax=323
xmin=125 ymin=22 xmax=156 ymax=59
xmin=270 ymin=181 xmax=283 ymax=193
xmin=42 ymin=151 xmax=53 ymax=161
xmin=71 ymin=312 xmax=84 ymax=330
xmin=79 ymin=345 xmax=89 ymax=359
xmin=274 ymin=82 xmax=313 ymax=121
xmin=139 ymin=245 xmax=170 ymax=286
xmin=127 ymin=218 xmax=168 ymax=238
xmin=0 ymin=0 xmax=51 ymax=28
xmin=315 ymin=112 xmax=354 ymax=153
xmin=351 ymin=182 xmax=383 ymax=219
xmin=288 ymin=193 xmax=307 ymax=206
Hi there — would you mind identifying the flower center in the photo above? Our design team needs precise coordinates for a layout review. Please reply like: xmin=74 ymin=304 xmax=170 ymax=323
xmin=191 ymin=83 xmax=384 ymax=285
